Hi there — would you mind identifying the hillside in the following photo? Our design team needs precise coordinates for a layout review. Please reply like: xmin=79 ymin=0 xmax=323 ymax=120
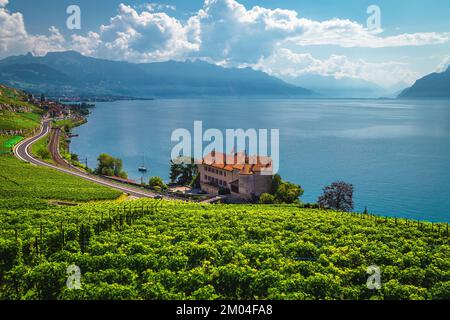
xmin=1 ymin=83 xmax=122 ymax=204
xmin=0 ymin=84 xmax=42 ymax=155
xmin=0 ymin=196 xmax=449 ymax=300
xmin=0 ymin=160 xmax=448 ymax=299
xmin=0 ymin=51 xmax=313 ymax=98
xmin=0 ymin=156 xmax=122 ymax=209
xmin=0 ymin=85 xmax=41 ymax=131
xmin=399 ymin=66 xmax=450 ymax=98
xmin=0 ymin=85 xmax=448 ymax=301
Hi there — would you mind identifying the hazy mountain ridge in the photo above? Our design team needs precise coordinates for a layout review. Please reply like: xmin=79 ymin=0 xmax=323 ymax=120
xmin=283 ymin=74 xmax=407 ymax=99
xmin=0 ymin=51 xmax=313 ymax=98
xmin=399 ymin=66 xmax=450 ymax=98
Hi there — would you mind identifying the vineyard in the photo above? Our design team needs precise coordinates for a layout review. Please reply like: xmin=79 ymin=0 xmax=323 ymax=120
xmin=0 ymin=111 xmax=40 ymax=132
xmin=0 ymin=84 xmax=448 ymax=300
xmin=0 ymin=86 xmax=41 ymax=133
xmin=0 ymin=156 xmax=122 ymax=209
xmin=0 ymin=195 xmax=448 ymax=300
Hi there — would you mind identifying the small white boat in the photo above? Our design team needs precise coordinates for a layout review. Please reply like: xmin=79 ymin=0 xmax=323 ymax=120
xmin=138 ymin=155 xmax=148 ymax=172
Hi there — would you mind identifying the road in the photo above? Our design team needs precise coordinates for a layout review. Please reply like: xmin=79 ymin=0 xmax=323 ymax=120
xmin=14 ymin=121 xmax=160 ymax=199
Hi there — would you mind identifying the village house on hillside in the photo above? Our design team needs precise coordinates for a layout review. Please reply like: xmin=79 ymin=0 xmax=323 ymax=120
xmin=197 ymin=151 xmax=273 ymax=201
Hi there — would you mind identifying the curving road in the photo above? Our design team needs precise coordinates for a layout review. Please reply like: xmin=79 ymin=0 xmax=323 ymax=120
xmin=14 ymin=121 xmax=159 ymax=199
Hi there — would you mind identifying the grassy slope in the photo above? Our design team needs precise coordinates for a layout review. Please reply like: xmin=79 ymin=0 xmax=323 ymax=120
xmin=0 ymin=156 xmax=122 ymax=209
xmin=0 ymin=84 xmax=42 ymax=157
xmin=30 ymin=134 xmax=54 ymax=164
xmin=0 ymin=85 xmax=41 ymax=132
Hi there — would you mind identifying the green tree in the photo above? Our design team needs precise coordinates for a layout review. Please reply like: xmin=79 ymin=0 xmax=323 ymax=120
xmin=190 ymin=172 xmax=201 ymax=189
xmin=37 ymin=148 xmax=51 ymax=160
xmin=71 ymin=153 xmax=79 ymax=162
xmin=274 ymin=182 xmax=304 ymax=204
xmin=259 ymin=193 xmax=275 ymax=204
xmin=149 ymin=176 xmax=167 ymax=190
xmin=170 ymin=157 xmax=198 ymax=186
xmin=95 ymin=153 xmax=127 ymax=178
xmin=318 ymin=181 xmax=354 ymax=212
xmin=271 ymin=174 xmax=282 ymax=194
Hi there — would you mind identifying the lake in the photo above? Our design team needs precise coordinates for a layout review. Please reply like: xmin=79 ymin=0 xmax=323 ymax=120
xmin=71 ymin=98 xmax=450 ymax=222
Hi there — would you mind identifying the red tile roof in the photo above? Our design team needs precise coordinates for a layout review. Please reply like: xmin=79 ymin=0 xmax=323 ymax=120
xmin=200 ymin=151 xmax=272 ymax=175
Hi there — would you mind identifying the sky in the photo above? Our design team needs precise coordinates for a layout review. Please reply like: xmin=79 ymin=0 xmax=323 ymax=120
xmin=1 ymin=0 xmax=450 ymax=88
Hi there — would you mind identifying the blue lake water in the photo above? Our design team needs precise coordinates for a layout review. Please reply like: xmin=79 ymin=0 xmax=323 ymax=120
xmin=71 ymin=99 xmax=450 ymax=222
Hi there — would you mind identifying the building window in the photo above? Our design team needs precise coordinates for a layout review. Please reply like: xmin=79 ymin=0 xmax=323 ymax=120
xmin=204 ymin=175 xmax=207 ymax=180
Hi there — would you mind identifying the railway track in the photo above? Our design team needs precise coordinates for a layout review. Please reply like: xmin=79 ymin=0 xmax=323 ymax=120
xmin=14 ymin=121 xmax=162 ymax=199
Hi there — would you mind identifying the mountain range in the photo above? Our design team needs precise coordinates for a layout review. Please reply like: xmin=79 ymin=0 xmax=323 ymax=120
xmin=0 ymin=51 xmax=447 ymax=99
xmin=281 ymin=74 xmax=408 ymax=99
xmin=0 ymin=51 xmax=313 ymax=98
xmin=399 ymin=66 xmax=450 ymax=98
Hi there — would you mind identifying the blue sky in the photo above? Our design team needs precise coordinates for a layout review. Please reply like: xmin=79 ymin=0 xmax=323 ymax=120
xmin=1 ymin=0 xmax=450 ymax=87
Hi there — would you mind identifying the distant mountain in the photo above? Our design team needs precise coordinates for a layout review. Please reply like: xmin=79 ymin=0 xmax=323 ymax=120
xmin=399 ymin=66 xmax=450 ymax=98
xmin=0 ymin=51 xmax=313 ymax=98
xmin=282 ymin=74 xmax=393 ymax=98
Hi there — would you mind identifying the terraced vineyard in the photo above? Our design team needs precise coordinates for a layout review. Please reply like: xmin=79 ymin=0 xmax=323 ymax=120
xmin=0 ymin=85 xmax=42 ymax=156
xmin=0 ymin=156 xmax=122 ymax=209
xmin=0 ymin=136 xmax=24 ymax=155
xmin=0 ymin=195 xmax=448 ymax=300
xmin=0 ymin=85 xmax=448 ymax=301
xmin=0 ymin=85 xmax=41 ymax=133
xmin=0 ymin=111 xmax=40 ymax=132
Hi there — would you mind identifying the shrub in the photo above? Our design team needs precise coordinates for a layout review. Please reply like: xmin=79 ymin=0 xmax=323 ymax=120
xmin=259 ymin=193 xmax=275 ymax=204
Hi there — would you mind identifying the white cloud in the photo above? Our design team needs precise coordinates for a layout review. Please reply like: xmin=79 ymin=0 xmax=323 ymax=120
xmin=187 ymin=0 xmax=306 ymax=64
xmin=254 ymin=48 xmax=419 ymax=87
xmin=290 ymin=18 xmax=450 ymax=48
xmin=0 ymin=4 xmax=65 ymax=57
xmin=146 ymin=3 xmax=177 ymax=12
xmin=66 ymin=0 xmax=450 ymax=64
xmin=72 ymin=3 xmax=199 ymax=62
xmin=435 ymin=55 xmax=450 ymax=73
xmin=0 ymin=0 xmax=448 ymax=84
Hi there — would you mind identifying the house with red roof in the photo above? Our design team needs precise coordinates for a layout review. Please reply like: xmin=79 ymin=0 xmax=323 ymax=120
xmin=198 ymin=151 xmax=273 ymax=201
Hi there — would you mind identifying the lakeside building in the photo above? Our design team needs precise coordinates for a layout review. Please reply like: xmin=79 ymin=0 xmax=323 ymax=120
xmin=197 ymin=151 xmax=273 ymax=201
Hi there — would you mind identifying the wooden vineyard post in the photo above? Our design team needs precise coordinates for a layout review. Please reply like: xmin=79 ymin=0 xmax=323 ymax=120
xmin=35 ymin=236 xmax=39 ymax=256
xmin=60 ymin=222 xmax=65 ymax=250
xmin=39 ymin=223 xmax=45 ymax=255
